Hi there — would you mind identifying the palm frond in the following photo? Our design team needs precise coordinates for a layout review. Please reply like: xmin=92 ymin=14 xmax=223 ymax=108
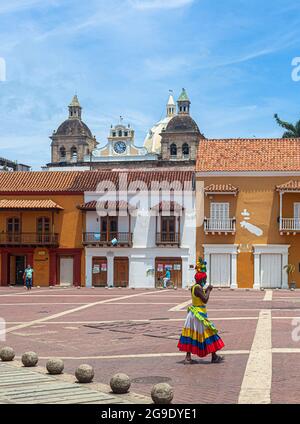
xmin=274 ymin=114 xmax=297 ymax=133
xmin=282 ymin=131 xmax=297 ymax=139
xmin=294 ymin=120 xmax=300 ymax=136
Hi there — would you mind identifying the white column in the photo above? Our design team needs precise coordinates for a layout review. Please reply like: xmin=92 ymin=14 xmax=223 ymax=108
xmin=86 ymin=251 xmax=92 ymax=288
xmin=204 ymin=252 xmax=210 ymax=284
xmin=282 ymin=252 xmax=289 ymax=289
xmin=181 ymin=255 xmax=189 ymax=288
xmin=231 ymin=252 xmax=238 ymax=289
xmin=130 ymin=254 xmax=154 ymax=288
xmin=279 ymin=192 xmax=283 ymax=231
xmin=253 ymin=253 xmax=261 ymax=290
xmin=107 ymin=252 xmax=114 ymax=287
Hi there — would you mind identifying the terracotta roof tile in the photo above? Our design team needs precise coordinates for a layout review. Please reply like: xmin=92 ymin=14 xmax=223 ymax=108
xmin=0 ymin=170 xmax=194 ymax=193
xmin=196 ymin=138 xmax=300 ymax=172
xmin=276 ymin=180 xmax=300 ymax=191
xmin=0 ymin=199 xmax=63 ymax=209
xmin=78 ymin=200 xmax=135 ymax=211
xmin=204 ymin=184 xmax=238 ymax=193
xmin=151 ymin=201 xmax=184 ymax=211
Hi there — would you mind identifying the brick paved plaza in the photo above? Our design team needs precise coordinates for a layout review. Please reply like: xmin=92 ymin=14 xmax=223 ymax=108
xmin=0 ymin=286 xmax=299 ymax=404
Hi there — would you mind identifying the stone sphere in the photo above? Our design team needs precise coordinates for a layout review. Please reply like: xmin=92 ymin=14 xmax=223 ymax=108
xmin=22 ymin=352 xmax=38 ymax=367
xmin=46 ymin=358 xmax=64 ymax=375
xmin=110 ymin=373 xmax=131 ymax=394
xmin=0 ymin=346 xmax=15 ymax=362
xmin=151 ymin=383 xmax=174 ymax=404
xmin=75 ymin=364 xmax=94 ymax=383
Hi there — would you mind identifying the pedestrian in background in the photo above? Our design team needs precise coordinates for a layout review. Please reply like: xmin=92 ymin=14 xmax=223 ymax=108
xmin=163 ymin=268 xmax=171 ymax=288
xmin=23 ymin=265 xmax=34 ymax=290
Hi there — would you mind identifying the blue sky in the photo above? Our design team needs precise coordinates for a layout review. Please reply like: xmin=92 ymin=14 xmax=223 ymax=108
xmin=1 ymin=0 xmax=300 ymax=169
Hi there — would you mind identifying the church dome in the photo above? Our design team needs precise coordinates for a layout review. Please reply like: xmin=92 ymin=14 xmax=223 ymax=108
xmin=55 ymin=119 xmax=93 ymax=138
xmin=165 ymin=114 xmax=200 ymax=133
xmin=143 ymin=93 xmax=176 ymax=154
xmin=144 ymin=116 xmax=173 ymax=154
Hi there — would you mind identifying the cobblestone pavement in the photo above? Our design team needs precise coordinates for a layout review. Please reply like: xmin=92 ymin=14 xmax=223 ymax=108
xmin=0 ymin=286 xmax=299 ymax=404
xmin=0 ymin=361 xmax=150 ymax=404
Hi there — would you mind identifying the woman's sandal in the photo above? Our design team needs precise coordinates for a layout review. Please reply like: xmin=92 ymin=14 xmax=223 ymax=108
xmin=211 ymin=355 xmax=225 ymax=363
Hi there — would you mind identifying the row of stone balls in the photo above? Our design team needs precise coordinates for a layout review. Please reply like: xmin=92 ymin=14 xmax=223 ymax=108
xmin=0 ymin=346 xmax=174 ymax=404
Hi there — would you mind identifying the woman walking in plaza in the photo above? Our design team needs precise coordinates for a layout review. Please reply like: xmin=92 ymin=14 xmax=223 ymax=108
xmin=178 ymin=259 xmax=225 ymax=364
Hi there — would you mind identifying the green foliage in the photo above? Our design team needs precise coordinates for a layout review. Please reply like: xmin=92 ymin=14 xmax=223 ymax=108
xmin=274 ymin=114 xmax=300 ymax=138
xmin=284 ymin=264 xmax=296 ymax=275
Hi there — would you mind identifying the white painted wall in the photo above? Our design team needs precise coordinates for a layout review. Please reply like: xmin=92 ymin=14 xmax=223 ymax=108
xmin=84 ymin=190 xmax=196 ymax=288
xmin=86 ymin=211 xmax=99 ymax=232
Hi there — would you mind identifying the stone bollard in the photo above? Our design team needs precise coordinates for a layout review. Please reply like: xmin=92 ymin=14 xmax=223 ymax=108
xmin=151 ymin=383 xmax=174 ymax=404
xmin=46 ymin=358 xmax=64 ymax=375
xmin=75 ymin=364 xmax=94 ymax=383
xmin=22 ymin=352 xmax=38 ymax=367
xmin=0 ymin=346 xmax=15 ymax=362
xmin=110 ymin=373 xmax=131 ymax=394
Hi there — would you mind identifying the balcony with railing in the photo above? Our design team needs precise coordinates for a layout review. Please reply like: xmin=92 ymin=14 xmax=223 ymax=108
xmin=156 ymin=232 xmax=180 ymax=246
xmin=83 ymin=232 xmax=132 ymax=247
xmin=204 ymin=218 xmax=236 ymax=235
xmin=0 ymin=232 xmax=59 ymax=246
xmin=279 ymin=218 xmax=300 ymax=234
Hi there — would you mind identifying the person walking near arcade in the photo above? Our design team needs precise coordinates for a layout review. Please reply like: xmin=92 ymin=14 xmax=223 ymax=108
xmin=178 ymin=258 xmax=224 ymax=364
xmin=23 ymin=264 xmax=34 ymax=291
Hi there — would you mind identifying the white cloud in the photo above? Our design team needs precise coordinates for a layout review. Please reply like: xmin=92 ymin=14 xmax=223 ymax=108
xmin=129 ymin=0 xmax=194 ymax=10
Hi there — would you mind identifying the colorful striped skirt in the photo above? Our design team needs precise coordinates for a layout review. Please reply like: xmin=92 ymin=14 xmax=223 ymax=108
xmin=177 ymin=305 xmax=225 ymax=357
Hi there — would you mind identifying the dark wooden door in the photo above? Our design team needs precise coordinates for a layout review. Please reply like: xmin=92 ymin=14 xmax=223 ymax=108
xmin=114 ymin=257 xmax=129 ymax=287
xmin=16 ymin=256 xmax=26 ymax=285
xmin=7 ymin=217 xmax=20 ymax=242
xmin=92 ymin=257 xmax=107 ymax=287
xmin=155 ymin=257 xmax=182 ymax=288
xmin=37 ymin=217 xmax=50 ymax=243
xmin=161 ymin=217 xmax=176 ymax=242
xmin=101 ymin=217 xmax=118 ymax=241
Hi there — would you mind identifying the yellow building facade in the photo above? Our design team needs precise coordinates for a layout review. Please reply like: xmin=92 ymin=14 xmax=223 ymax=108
xmin=196 ymin=138 xmax=300 ymax=289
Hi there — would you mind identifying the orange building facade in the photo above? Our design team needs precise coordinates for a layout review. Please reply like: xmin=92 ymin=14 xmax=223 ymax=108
xmin=196 ymin=138 xmax=300 ymax=289
xmin=0 ymin=172 xmax=87 ymax=287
